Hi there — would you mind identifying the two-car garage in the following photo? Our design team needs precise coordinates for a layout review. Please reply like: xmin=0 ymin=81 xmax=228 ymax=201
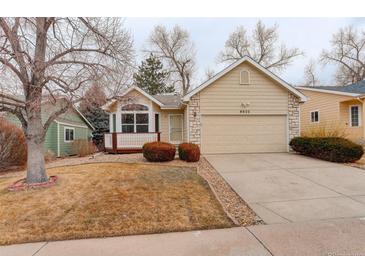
xmin=183 ymin=56 xmax=306 ymax=155
xmin=201 ymin=115 xmax=287 ymax=154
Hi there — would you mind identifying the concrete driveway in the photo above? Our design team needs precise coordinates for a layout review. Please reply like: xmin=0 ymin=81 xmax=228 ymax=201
xmin=206 ymin=153 xmax=365 ymax=224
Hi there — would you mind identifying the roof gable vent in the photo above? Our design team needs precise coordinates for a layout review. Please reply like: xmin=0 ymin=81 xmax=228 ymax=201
xmin=240 ymin=70 xmax=250 ymax=85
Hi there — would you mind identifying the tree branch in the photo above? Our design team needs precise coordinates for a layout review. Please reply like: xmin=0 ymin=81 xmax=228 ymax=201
xmin=0 ymin=105 xmax=27 ymax=130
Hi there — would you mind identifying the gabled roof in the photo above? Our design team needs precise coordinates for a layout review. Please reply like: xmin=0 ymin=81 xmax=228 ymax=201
xmin=121 ymin=86 xmax=165 ymax=107
xmin=298 ymin=80 xmax=365 ymax=96
xmin=102 ymin=86 xmax=183 ymax=110
xmin=183 ymin=55 xmax=307 ymax=102
xmin=0 ymin=91 xmax=95 ymax=130
xmin=101 ymin=86 xmax=164 ymax=111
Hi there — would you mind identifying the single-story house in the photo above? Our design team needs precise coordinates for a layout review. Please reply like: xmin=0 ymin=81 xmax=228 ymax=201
xmin=297 ymin=81 xmax=365 ymax=143
xmin=102 ymin=56 xmax=307 ymax=154
xmin=2 ymin=98 xmax=95 ymax=157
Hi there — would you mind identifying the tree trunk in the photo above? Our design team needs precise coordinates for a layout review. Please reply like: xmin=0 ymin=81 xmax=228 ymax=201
xmin=25 ymin=88 xmax=48 ymax=184
xmin=24 ymin=18 xmax=49 ymax=184
xmin=26 ymin=138 xmax=48 ymax=184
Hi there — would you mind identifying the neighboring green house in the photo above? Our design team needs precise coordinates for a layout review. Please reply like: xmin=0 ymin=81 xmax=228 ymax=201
xmin=2 ymin=99 xmax=95 ymax=157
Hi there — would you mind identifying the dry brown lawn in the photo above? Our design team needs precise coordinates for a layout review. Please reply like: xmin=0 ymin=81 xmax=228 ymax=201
xmin=0 ymin=163 xmax=234 ymax=245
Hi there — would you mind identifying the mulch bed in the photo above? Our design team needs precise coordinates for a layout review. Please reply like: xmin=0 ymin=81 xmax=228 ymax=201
xmin=197 ymin=158 xmax=259 ymax=226
xmin=7 ymin=175 xmax=58 ymax=192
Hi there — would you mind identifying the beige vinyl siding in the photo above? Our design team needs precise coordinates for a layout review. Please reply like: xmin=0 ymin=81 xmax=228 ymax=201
xmin=197 ymin=61 xmax=290 ymax=154
xmin=339 ymin=100 xmax=363 ymax=140
xmin=199 ymin=62 xmax=288 ymax=115
xmin=201 ymin=115 xmax=287 ymax=154
xmin=126 ymin=90 xmax=152 ymax=106
xmin=299 ymin=89 xmax=364 ymax=140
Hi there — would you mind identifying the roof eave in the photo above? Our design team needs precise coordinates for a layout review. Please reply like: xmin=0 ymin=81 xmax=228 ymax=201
xmin=160 ymin=106 xmax=183 ymax=110
xmin=73 ymin=106 xmax=95 ymax=130
xmin=297 ymin=86 xmax=361 ymax=97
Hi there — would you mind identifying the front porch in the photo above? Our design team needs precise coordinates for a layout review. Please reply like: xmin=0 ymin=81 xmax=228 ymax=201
xmin=104 ymin=132 xmax=161 ymax=153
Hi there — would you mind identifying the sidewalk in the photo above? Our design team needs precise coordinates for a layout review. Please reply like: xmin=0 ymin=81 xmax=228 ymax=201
xmin=0 ymin=227 xmax=270 ymax=256
xmin=1 ymin=218 xmax=365 ymax=256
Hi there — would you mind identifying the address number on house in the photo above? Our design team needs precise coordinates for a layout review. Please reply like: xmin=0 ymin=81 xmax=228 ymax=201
xmin=240 ymin=102 xmax=250 ymax=114
xmin=240 ymin=109 xmax=250 ymax=114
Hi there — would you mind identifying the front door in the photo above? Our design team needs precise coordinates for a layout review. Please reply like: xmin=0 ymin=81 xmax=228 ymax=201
xmin=169 ymin=114 xmax=183 ymax=144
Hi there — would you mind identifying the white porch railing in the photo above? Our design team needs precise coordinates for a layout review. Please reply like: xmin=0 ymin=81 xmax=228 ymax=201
xmin=104 ymin=132 xmax=160 ymax=152
xmin=104 ymin=134 xmax=113 ymax=149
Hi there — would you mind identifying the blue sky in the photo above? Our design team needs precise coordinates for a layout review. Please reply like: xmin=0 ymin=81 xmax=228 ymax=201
xmin=124 ymin=17 xmax=365 ymax=86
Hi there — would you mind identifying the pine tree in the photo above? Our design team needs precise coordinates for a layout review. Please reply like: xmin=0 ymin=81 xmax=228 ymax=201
xmin=79 ymin=82 xmax=109 ymax=150
xmin=133 ymin=53 xmax=175 ymax=95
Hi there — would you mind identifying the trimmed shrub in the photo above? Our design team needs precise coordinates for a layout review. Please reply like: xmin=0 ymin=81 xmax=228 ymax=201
xmin=0 ymin=118 xmax=27 ymax=168
xmin=290 ymin=137 xmax=364 ymax=163
xmin=178 ymin=143 xmax=200 ymax=162
xmin=71 ymin=139 xmax=96 ymax=157
xmin=143 ymin=141 xmax=176 ymax=162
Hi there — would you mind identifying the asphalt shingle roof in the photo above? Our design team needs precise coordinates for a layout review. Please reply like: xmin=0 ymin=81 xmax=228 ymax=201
xmin=309 ymin=80 xmax=365 ymax=95
xmin=152 ymin=94 xmax=182 ymax=108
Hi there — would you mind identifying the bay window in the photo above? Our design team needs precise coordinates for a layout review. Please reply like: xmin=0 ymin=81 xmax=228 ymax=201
xmin=121 ymin=104 xmax=149 ymax=133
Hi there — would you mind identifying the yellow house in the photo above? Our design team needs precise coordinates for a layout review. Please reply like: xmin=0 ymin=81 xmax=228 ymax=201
xmin=298 ymin=82 xmax=365 ymax=143
xmin=102 ymin=56 xmax=307 ymax=154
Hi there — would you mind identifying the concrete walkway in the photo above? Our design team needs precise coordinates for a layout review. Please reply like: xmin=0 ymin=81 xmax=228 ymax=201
xmin=1 ymin=217 xmax=365 ymax=255
xmin=206 ymin=153 xmax=365 ymax=224
xmin=0 ymin=227 xmax=271 ymax=256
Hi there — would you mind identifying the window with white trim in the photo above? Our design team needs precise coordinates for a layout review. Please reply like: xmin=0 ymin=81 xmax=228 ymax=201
xmin=310 ymin=111 xmax=319 ymax=123
xmin=64 ymin=127 xmax=75 ymax=142
xmin=121 ymin=104 xmax=149 ymax=133
xmin=350 ymin=105 xmax=360 ymax=127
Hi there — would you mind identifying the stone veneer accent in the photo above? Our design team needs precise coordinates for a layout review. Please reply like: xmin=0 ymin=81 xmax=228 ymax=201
xmin=188 ymin=93 xmax=201 ymax=145
xmin=188 ymin=92 xmax=301 ymax=148
xmin=288 ymin=93 xmax=301 ymax=142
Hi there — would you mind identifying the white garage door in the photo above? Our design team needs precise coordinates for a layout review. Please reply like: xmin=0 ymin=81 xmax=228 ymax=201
xmin=201 ymin=115 xmax=287 ymax=154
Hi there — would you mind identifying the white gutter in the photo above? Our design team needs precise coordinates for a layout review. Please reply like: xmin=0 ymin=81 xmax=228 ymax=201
xmin=297 ymin=86 xmax=360 ymax=97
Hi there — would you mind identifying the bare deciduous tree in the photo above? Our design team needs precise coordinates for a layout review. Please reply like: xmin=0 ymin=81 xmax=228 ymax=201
xmin=321 ymin=26 xmax=365 ymax=85
xmin=218 ymin=20 xmax=303 ymax=72
xmin=204 ymin=68 xmax=216 ymax=81
xmin=145 ymin=25 xmax=196 ymax=95
xmin=79 ymin=81 xmax=107 ymax=112
xmin=303 ymin=59 xmax=320 ymax=87
xmin=0 ymin=17 xmax=133 ymax=184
